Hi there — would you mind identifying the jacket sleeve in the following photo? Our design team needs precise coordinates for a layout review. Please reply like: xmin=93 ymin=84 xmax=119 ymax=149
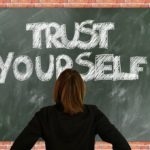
xmin=10 ymin=110 xmax=43 ymax=150
xmin=94 ymin=105 xmax=131 ymax=150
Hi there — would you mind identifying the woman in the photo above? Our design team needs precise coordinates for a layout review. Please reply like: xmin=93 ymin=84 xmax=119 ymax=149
xmin=10 ymin=68 xmax=131 ymax=150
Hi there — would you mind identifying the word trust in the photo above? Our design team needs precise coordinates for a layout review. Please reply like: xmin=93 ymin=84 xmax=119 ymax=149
xmin=26 ymin=20 xmax=114 ymax=49
xmin=0 ymin=52 xmax=147 ymax=84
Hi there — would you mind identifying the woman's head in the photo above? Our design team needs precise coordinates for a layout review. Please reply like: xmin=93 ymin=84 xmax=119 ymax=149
xmin=53 ymin=68 xmax=86 ymax=115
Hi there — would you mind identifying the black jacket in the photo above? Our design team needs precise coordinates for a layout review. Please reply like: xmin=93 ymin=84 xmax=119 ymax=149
xmin=10 ymin=104 xmax=131 ymax=150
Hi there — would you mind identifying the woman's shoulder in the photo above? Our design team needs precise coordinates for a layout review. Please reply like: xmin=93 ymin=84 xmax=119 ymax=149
xmin=84 ymin=103 xmax=98 ymax=110
xmin=84 ymin=104 xmax=106 ymax=116
xmin=36 ymin=105 xmax=55 ymax=115
xmin=83 ymin=104 xmax=101 ymax=114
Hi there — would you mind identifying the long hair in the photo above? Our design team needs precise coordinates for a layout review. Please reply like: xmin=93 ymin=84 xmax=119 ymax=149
xmin=53 ymin=68 xmax=86 ymax=115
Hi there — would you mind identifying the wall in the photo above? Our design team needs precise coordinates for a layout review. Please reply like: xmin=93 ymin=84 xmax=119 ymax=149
xmin=0 ymin=0 xmax=150 ymax=150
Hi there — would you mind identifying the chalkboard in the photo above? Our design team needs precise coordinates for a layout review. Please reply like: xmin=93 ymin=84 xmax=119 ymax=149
xmin=0 ymin=8 xmax=150 ymax=141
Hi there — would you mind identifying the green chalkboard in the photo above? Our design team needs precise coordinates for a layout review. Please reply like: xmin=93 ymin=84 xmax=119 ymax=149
xmin=0 ymin=8 xmax=150 ymax=141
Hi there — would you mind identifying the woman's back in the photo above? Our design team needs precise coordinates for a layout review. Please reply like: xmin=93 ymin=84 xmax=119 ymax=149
xmin=42 ymin=104 xmax=96 ymax=150
xmin=10 ymin=103 xmax=131 ymax=150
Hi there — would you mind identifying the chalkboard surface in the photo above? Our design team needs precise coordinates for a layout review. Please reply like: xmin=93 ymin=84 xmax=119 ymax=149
xmin=0 ymin=8 xmax=150 ymax=141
